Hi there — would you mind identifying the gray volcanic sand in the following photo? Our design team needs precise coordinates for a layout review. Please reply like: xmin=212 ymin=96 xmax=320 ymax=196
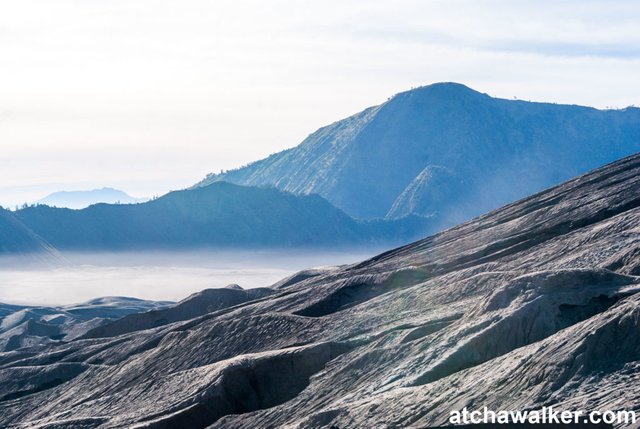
xmin=2 ymin=154 xmax=640 ymax=428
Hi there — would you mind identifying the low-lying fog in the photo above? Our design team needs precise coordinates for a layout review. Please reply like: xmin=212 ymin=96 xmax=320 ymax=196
xmin=0 ymin=249 xmax=382 ymax=306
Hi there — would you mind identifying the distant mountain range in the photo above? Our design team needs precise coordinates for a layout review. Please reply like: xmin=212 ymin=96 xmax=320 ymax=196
xmin=198 ymin=82 xmax=640 ymax=226
xmin=36 ymin=187 xmax=147 ymax=209
xmin=14 ymin=182 xmax=429 ymax=251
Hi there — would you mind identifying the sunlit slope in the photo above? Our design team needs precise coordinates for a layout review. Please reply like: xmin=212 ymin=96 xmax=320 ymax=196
xmin=2 ymin=153 xmax=640 ymax=427
xmin=0 ymin=207 xmax=56 ymax=256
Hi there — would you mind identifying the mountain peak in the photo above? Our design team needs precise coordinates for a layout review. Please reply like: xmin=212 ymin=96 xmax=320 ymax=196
xmin=389 ymin=82 xmax=488 ymax=105
xmin=409 ymin=81 xmax=478 ymax=93
xmin=36 ymin=188 xmax=147 ymax=210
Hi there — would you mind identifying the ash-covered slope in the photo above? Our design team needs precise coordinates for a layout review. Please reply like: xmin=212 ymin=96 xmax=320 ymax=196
xmin=83 ymin=285 xmax=273 ymax=339
xmin=198 ymin=83 xmax=640 ymax=223
xmin=0 ymin=297 xmax=171 ymax=352
xmin=2 ymin=154 xmax=640 ymax=428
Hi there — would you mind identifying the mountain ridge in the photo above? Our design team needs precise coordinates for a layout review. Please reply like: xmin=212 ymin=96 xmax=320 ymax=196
xmin=198 ymin=82 xmax=640 ymax=224
xmin=14 ymin=181 xmax=431 ymax=251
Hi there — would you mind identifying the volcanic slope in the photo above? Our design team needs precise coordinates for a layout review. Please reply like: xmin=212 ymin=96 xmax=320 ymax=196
xmin=2 ymin=154 xmax=640 ymax=428
xmin=0 ymin=297 xmax=172 ymax=353
xmin=0 ymin=207 xmax=57 ymax=257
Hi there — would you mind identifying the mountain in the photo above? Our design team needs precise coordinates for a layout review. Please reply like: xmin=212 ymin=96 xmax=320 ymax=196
xmin=2 ymin=153 xmax=639 ymax=427
xmin=36 ymin=187 xmax=147 ymax=209
xmin=15 ymin=182 xmax=430 ymax=251
xmin=0 ymin=207 xmax=57 ymax=257
xmin=198 ymin=82 xmax=640 ymax=225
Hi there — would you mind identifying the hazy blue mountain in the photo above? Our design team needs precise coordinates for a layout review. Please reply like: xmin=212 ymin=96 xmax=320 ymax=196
xmin=0 ymin=207 xmax=56 ymax=256
xmin=36 ymin=187 xmax=147 ymax=209
xmin=197 ymin=82 xmax=640 ymax=225
xmin=15 ymin=182 xmax=430 ymax=251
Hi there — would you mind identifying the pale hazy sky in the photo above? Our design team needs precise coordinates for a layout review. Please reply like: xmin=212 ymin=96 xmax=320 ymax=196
xmin=1 ymin=0 xmax=639 ymax=207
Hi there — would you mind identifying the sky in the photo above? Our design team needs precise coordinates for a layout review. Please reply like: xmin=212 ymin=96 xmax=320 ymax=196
xmin=1 ymin=0 xmax=639 ymax=207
